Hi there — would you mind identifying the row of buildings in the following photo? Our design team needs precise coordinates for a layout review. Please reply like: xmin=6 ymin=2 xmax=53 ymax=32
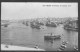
xmin=64 ymin=20 xmax=78 ymax=31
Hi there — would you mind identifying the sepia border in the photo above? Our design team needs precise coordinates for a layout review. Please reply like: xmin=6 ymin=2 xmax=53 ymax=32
xmin=0 ymin=0 xmax=79 ymax=52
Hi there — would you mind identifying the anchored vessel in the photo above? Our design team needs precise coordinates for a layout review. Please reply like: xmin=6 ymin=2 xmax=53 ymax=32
xmin=30 ymin=22 xmax=41 ymax=29
xmin=44 ymin=33 xmax=61 ymax=40
xmin=46 ymin=21 xmax=57 ymax=27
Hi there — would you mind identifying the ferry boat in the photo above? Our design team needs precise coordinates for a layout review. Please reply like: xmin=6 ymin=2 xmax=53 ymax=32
xmin=44 ymin=33 xmax=61 ymax=40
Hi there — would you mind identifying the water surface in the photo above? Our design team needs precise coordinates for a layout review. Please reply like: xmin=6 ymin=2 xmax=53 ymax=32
xmin=1 ymin=23 xmax=78 ymax=51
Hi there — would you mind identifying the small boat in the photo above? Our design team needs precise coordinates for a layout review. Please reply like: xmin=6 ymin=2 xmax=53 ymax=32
xmin=74 ymin=46 xmax=78 ymax=51
xmin=62 ymin=41 xmax=68 ymax=45
xmin=58 ymin=44 xmax=67 ymax=51
xmin=34 ymin=45 xmax=39 ymax=49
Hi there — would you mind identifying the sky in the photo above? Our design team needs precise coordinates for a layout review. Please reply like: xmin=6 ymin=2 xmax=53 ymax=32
xmin=1 ymin=2 xmax=78 ymax=20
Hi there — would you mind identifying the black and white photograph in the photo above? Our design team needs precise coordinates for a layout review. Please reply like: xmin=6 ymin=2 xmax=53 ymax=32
xmin=1 ymin=2 xmax=78 ymax=51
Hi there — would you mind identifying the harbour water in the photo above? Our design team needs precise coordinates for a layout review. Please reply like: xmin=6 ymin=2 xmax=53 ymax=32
xmin=1 ymin=23 xmax=78 ymax=51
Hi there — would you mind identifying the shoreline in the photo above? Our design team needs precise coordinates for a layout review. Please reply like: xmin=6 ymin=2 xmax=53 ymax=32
xmin=1 ymin=44 xmax=45 ymax=51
